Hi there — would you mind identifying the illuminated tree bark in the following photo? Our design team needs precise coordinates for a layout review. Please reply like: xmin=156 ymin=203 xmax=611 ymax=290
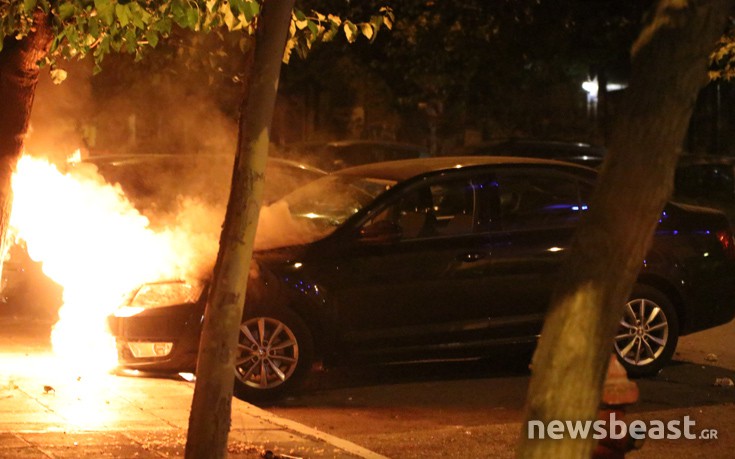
xmin=184 ymin=1 xmax=295 ymax=457
xmin=519 ymin=1 xmax=733 ymax=457
xmin=0 ymin=11 xmax=52 ymax=269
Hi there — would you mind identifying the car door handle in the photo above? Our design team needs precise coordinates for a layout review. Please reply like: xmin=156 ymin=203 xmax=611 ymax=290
xmin=457 ymin=252 xmax=487 ymax=263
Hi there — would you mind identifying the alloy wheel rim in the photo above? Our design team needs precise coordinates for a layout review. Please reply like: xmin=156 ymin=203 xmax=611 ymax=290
xmin=235 ymin=317 xmax=299 ymax=389
xmin=614 ymin=298 xmax=669 ymax=366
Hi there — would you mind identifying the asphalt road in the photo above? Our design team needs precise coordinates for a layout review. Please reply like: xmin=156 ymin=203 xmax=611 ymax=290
xmin=262 ymin=323 xmax=735 ymax=458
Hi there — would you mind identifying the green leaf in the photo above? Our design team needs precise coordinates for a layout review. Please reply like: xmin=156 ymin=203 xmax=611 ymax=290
xmin=380 ymin=7 xmax=394 ymax=30
xmin=23 ymin=0 xmax=37 ymax=14
xmin=171 ymin=0 xmax=188 ymax=27
xmin=59 ymin=3 xmax=75 ymax=21
xmin=128 ymin=3 xmax=146 ymax=29
xmin=343 ymin=21 xmax=357 ymax=43
xmin=322 ymin=22 xmax=339 ymax=42
xmin=359 ymin=23 xmax=373 ymax=41
xmin=327 ymin=14 xmax=342 ymax=27
xmin=124 ymin=28 xmax=136 ymax=53
xmin=152 ymin=17 xmax=172 ymax=35
xmin=89 ymin=18 xmax=100 ymax=39
xmin=242 ymin=1 xmax=259 ymax=22
xmin=66 ymin=28 xmax=81 ymax=53
xmin=145 ymin=29 xmax=159 ymax=47
xmin=100 ymin=34 xmax=111 ymax=54
xmin=172 ymin=0 xmax=198 ymax=29
xmin=49 ymin=36 xmax=61 ymax=54
xmin=186 ymin=6 xmax=199 ymax=28
xmin=370 ymin=15 xmax=383 ymax=35
xmin=115 ymin=4 xmax=130 ymax=27
xmin=231 ymin=0 xmax=258 ymax=22
xmin=94 ymin=0 xmax=114 ymax=26
xmin=307 ymin=20 xmax=318 ymax=38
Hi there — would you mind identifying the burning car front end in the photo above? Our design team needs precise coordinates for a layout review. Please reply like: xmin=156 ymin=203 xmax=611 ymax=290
xmin=108 ymin=280 xmax=205 ymax=373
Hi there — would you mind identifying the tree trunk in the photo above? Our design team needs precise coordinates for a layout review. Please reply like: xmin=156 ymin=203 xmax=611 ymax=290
xmin=184 ymin=1 xmax=295 ymax=458
xmin=0 ymin=11 xmax=52 ymax=269
xmin=518 ymin=1 xmax=732 ymax=458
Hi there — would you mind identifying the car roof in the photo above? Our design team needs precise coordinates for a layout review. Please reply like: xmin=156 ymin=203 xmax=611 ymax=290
xmin=459 ymin=138 xmax=604 ymax=152
xmin=334 ymin=156 xmax=593 ymax=182
xmin=286 ymin=139 xmax=425 ymax=151
xmin=677 ymin=155 xmax=735 ymax=166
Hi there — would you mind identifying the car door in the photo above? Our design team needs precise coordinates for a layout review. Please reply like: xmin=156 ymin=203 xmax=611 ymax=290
xmin=321 ymin=173 xmax=498 ymax=359
xmin=483 ymin=167 xmax=595 ymax=340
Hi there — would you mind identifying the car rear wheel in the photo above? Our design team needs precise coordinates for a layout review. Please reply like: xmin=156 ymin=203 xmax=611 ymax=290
xmin=614 ymin=285 xmax=679 ymax=377
xmin=233 ymin=308 xmax=313 ymax=403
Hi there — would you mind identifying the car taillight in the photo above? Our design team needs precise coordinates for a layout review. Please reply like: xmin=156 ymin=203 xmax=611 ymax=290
xmin=717 ymin=230 xmax=735 ymax=260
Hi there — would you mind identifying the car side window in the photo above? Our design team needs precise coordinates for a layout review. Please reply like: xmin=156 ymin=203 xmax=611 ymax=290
xmin=497 ymin=172 xmax=587 ymax=231
xmin=365 ymin=178 xmax=478 ymax=240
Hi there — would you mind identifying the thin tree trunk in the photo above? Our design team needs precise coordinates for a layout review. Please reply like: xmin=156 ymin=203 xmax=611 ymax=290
xmin=0 ymin=11 xmax=52 ymax=268
xmin=184 ymin=1 xmax=295 ymax=457
xmin=518 ymin=1 xmax=732 ymax=457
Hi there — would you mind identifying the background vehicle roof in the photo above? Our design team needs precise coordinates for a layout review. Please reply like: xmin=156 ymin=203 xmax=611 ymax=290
xmin=677 ymin=155 xmax=735 ymax=166
xmin=449 ymin=139 xmax=606 ymax=166
xmin=280 ymin=140 xmax=427 ymax=171
xmin=78 ymin=153 xmax=325 ymax=175
xmin=335 ymin=156 xmax=593 ymax=182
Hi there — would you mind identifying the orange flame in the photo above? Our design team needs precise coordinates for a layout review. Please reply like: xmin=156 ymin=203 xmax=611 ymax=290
xmin=9 ymin=154 xmax=218 ymax=374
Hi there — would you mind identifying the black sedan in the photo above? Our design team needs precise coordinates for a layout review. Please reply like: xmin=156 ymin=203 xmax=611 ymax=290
xmin=109 ymin=157 xmax=735 ymax=402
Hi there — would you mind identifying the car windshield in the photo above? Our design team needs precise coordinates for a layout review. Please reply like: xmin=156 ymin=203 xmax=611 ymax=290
xmin=255 ymin=174 xmax=395 ymax=250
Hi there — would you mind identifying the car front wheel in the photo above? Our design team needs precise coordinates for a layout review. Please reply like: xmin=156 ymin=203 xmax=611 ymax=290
xmin=233 ymin=308 xmax=313 ymax=403
xmin=614 ymin=285 xmax=679 ymax=377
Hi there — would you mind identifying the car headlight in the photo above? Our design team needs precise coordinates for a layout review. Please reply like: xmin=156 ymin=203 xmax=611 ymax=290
xmin=114 ymin=281 xmax=204 ymax=317
xmin=130 ymin=280 xmax=204 ymax=309
xmin=114 ymin=280 xmax=205 ymax=317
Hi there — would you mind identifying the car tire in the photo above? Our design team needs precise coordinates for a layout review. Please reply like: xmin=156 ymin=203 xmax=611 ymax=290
xmin=233 ymin=307 xmax=314 ymax=403
xmin=614 ymin=285 xmax=679 ymax=377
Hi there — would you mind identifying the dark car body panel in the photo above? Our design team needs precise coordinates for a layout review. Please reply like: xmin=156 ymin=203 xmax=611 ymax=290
xmin=110 ymin=157 xmax=735 ymax=371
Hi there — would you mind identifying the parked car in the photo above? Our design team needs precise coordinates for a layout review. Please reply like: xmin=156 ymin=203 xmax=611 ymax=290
xmin=280 ymin=140 xmax=426 ymax=171
xmin=108 ymin=156 xmax=735 ymax=402
xmin=674 ymin=155 xmax=735 ymax=224
xmin=451 ymin=139 xmax=606 ymax=166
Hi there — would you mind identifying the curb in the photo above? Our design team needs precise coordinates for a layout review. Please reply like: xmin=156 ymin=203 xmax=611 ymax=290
xmin=237 ymin=403 xmax=389 ymax=459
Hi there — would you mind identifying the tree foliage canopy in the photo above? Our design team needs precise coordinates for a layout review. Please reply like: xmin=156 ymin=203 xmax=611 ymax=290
xmin=0 ymin=0 xmax=392 ymax=80
xmin=710 ymin=18 xmax=735 ymax=80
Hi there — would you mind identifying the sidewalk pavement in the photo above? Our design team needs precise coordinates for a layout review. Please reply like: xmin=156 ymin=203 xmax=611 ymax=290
xmin=0 ymin=319 xmax=388 ymax=459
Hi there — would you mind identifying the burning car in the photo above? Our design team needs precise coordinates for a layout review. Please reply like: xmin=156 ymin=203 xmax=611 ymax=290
xmin=108 ymin=157 xmax=735 ymax=402
xmin=1 ymin=154 xmax=325 ymax=320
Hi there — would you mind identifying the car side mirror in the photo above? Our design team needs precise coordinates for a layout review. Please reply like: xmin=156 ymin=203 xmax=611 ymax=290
xmin=358 ymin=220 xmax=402 ymax=244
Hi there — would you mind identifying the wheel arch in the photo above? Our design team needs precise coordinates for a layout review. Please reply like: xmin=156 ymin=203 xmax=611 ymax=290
xmin=244 ymin=297 xmax=328 ymax=361
xmin=634 ymin=273 xmax=686 ymax=331
xmin=285 ymin=302 xmax=328 ymax=360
